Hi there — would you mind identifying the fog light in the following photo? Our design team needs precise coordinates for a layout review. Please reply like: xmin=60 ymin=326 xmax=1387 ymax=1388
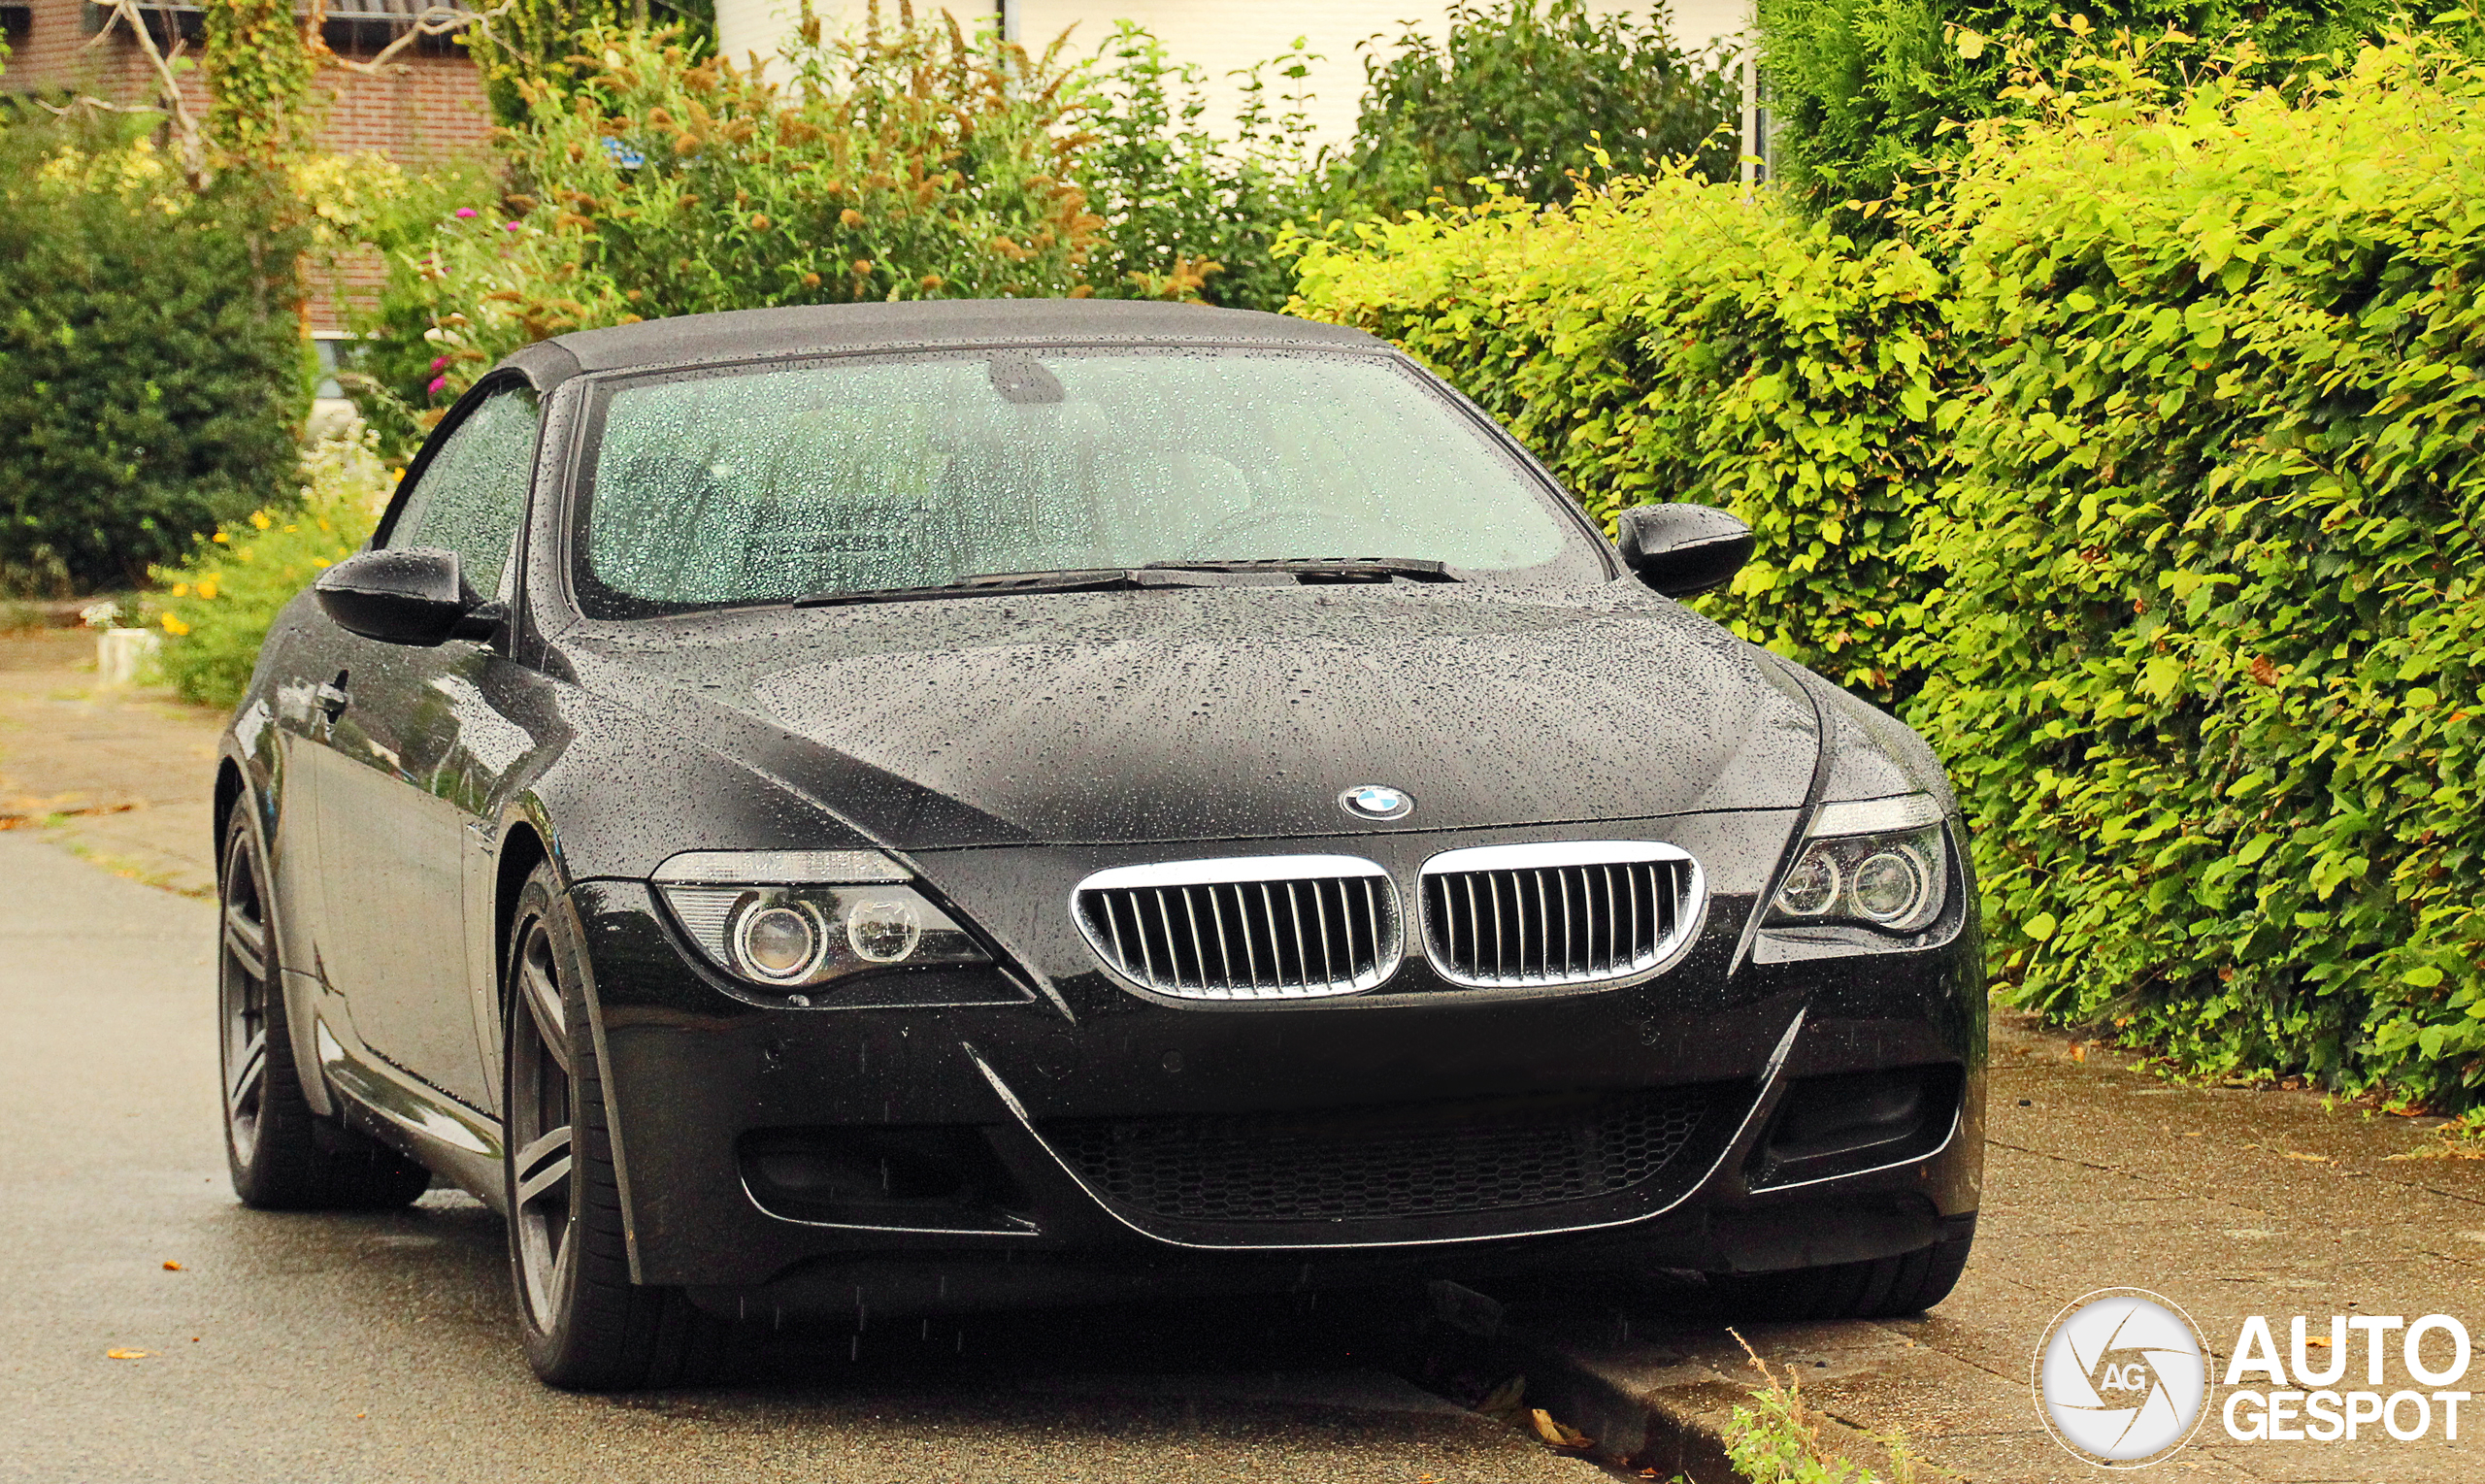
xmin=845 ymin=897 xmax=924 ymax=963
xmin=735 ymin=902 xmax=823 ymax=981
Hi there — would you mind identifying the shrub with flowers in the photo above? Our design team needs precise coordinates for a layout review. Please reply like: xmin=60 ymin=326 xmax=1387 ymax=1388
xmin=353 ymin=11 xmax=1099 ymax=428
xmin=150 ymin=432 xmax=395 ymax=707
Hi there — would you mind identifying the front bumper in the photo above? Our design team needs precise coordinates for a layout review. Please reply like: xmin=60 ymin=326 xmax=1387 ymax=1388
xmin=569 ymin=810 xmax=1984 ymax=1298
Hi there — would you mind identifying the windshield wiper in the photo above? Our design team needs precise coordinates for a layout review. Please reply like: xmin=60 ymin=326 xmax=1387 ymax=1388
xmin=791 ymin=568 xmax=1287 ymax=609
xmin=1142 ymin=557 xmax=1462 ymax=583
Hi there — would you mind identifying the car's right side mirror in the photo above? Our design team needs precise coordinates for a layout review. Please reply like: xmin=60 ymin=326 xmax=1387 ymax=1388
xmin=1613 ymin=502 xmax=1756 ymax=599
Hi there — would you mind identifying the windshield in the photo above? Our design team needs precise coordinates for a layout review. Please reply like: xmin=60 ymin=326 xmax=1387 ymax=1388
xmin=573 ymin=347 xmax=1606 ymax=617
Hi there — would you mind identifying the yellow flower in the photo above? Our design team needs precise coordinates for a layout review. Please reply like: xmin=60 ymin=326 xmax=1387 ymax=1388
xmin=212 ymin=532 xmax=229 ymax=544
xmin=249 ymin=511 xmax=272 ymax=531
xmin=282 ymin=524 xmax=298 ymax=534
xmin=171 ymin=582 xmax=190 ymax=597
xmin=160 ymin=614 xmax=190 ymax=636
xmin=196 ymin=577 xmax=219 ymax=600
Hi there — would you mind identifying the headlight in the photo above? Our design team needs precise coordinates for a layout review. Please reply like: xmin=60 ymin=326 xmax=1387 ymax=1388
xmin=1764 ymin=795 xmax=1950 ymax=935
xmin=653 ymin=849 xmax=992 ymax=997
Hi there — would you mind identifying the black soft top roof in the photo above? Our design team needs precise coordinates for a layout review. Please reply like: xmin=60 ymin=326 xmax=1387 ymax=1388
xmin=512 ymin=299 xmax=1383 ymax=382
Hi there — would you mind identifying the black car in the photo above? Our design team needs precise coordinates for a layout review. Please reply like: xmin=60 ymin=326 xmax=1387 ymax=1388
xmin=214 ymin=300 xmax=1982 ymax=1389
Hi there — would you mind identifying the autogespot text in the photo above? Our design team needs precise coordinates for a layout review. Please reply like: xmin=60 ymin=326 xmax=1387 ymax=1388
xmin=2221 ymin=1314 xmax=2471 ymax=1442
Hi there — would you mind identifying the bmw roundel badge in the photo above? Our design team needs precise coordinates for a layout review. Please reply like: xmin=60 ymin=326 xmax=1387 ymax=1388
xmin=1340 ymin=784 xmax=1414 ymax=821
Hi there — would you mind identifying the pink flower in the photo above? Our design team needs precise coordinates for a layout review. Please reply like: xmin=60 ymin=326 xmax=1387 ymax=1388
xmin=427 ymin=376 xmax=449 ymax=395
xmin=429 ymin=354 xmax=451 ymax=373
xmin=454 ymin=207 xmax=479 ymax=219
xmin=503 ymin=221 xmax=520 ymax=231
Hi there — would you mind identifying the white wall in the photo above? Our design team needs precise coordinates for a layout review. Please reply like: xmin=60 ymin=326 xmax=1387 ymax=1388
xmin=715 ymin=1 xmax=1754 ymax=148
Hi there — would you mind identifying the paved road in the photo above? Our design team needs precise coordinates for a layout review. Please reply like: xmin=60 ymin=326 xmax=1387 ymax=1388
xmin=0 ymin=833 xmax=1596 ymax=1483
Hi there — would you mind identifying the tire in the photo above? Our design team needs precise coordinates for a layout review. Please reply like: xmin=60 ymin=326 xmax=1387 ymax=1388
xmin=505 ymin=863 xmax=726 ymax=1390
xmin=1708 ymin=1222 xmax=1975 ymax=1322
xmin=219 ymin=802 xmax=432 ymax=1211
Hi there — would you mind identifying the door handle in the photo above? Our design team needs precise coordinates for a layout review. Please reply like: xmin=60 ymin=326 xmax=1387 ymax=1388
xmin=315 ymin=678 xmax=350 ymax=721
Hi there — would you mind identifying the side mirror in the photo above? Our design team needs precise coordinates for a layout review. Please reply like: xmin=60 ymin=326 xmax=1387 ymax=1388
xmin=315 ymin=547 xmax=499 ymax=646
xmin=1614 ymin=502 xmax=1755 ymax=599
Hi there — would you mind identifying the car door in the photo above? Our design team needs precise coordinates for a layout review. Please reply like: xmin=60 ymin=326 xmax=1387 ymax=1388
xmin=313 ymin=380 xmax=541 ymax=1109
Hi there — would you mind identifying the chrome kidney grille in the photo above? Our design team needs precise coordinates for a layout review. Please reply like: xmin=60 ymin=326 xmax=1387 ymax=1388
xmin=1074 ymin=855 xmax=1400 ymax=1001
xmin=1418 ymin=841 xmax=1704 ymax=989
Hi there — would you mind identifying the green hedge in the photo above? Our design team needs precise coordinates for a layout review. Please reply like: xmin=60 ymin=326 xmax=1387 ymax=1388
xmin=1293 ymin=32 xmax=2485 ymax=1105
xmin=1753 ymin=0 xmax=2397 ymax=214
xmin=0 ymin=121 xmax=307 ymax=594
xmin=1286 ymin=176 xmax=1952 ymax=709
xmin=1905 ymin=33 xmax=2485 ymax=1104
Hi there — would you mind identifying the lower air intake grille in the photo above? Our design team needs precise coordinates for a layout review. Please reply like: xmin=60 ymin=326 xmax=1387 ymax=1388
xmin=1420 ymin=841 xmax=1704 ymax=989
xmin=1043 ymin=1087 xmax=1714 ymax=1223
xmin=1074 ymin=855 xmax=1399 ymax=1001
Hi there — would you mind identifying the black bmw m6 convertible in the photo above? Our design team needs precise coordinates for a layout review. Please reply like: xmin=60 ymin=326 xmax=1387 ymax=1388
xmin=214 ymin=300 xmax=1982 ymax=1388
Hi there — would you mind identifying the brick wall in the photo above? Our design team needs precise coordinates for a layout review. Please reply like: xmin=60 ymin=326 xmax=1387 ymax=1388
xmin=3 ymin=0 xmax=495 ymax=329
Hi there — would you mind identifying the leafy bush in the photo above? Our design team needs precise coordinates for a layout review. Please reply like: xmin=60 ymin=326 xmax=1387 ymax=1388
xmin=1755 ymin=0 xmax=2396 ymax=214
xmin=1905 ymin=30 xmax=2485 ymax=1104
xmin=151 ymin=434 xmax=391 ymax=708
xmin=0 ymin=119 xmax=308 ymax=594
xmin=1340 ymin=0 xmax=1740 ymax=218
xmin=1073 ymin=22 xmax=1324 ymax=311
xmin=1300 ymin=27 xmax=2485 ymax=1107
xmin=363 ymin=15 xmax=1099 ymax=412
xmin=1286 ymin=174 xmax=1951 ymax=707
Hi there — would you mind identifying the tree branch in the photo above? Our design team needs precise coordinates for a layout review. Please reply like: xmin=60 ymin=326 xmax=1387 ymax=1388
xmin=84 ymin=0 xmax=209 ymax=183
xmin=315 ymin=2 xmax=511 ymax=79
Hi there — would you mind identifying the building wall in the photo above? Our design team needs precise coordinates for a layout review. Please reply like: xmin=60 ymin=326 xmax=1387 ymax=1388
xmin=1 ymin=1 xmax=495 ymax=328
xmin=715 ymin=0 xmax=1754 ymax=148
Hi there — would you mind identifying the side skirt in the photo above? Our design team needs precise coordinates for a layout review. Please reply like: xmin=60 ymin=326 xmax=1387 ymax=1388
xmin=303 ymin=976 xmax=507 ymax=1212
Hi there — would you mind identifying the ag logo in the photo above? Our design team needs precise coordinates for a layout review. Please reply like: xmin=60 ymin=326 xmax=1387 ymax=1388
xmin=2035 ymin=1288 xmax=2211 ymax=1468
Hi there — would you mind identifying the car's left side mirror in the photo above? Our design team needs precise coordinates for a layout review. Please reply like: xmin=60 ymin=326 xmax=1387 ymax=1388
xmin=315 ymin=547 xmax=500 ymax=646
xmin=1614 ymin=502 xmax=1756 ymax=599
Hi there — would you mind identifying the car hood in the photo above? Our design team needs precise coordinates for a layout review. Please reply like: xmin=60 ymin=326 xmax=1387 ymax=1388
xmin=564 ymin=582 xmax=1822 ymax=850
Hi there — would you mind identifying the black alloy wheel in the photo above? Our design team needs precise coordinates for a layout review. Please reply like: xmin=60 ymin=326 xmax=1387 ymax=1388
xmin=219 ymin=803 xmax=431 ymax=1209
xmin=504 ymin=863 xmax=724 ymax=1389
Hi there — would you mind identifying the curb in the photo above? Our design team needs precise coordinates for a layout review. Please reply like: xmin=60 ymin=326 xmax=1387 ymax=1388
xmin=1467 ymin=1322 xmax=1959 ymax=1483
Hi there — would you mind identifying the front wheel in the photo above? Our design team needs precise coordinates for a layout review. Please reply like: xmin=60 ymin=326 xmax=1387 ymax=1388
xmin=504 ymin=864 xmax=724 ymax=1389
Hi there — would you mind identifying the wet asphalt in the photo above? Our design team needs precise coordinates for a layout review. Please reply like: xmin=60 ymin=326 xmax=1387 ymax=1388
xmin=0 ymin=832 xmax=1598 ymax=1483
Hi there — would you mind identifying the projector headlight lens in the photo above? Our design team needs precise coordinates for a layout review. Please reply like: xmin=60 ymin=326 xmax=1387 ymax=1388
xmin=654 ymin=850 xmax=990 ymax=990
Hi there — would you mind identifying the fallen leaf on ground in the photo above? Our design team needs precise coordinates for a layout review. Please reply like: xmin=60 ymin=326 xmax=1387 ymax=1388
xmin=2303 ymin=1336 xmax=2332 ymax=1348
xmin=2071 ymin=1042 xmax=2088 ymax=1063
xmin=105 ymin=1349 xmax=148 ymax=1360
xmin=1528 ymin=1408 xmax=1593 ymax=1450
xmin=161 ymin=1260 xmax=182 ymax=1270
xmin=2279 ymin=1151 xmax=2331 ymax=1163
xmin=2387 ymin=1143 xmax=2485 ymax=1161
xmin=1474 ymin=1375 xmax=1526 ymax=1414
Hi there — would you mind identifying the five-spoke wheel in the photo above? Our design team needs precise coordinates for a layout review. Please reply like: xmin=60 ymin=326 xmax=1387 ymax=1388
xmin=217 ymin=801 xmax=430 ymax=1210
xmin=507 ymin=919 xmax=577 ymax=1336
xmin=504 ymin=862 xmax=723 ymax=1388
